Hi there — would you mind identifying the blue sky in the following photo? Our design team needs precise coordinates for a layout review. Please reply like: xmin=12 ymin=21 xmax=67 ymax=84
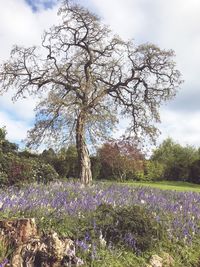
xmin=0 ymin=0 xmax=200 ymax=150
xmin=25 ymin=0 xmax=57 ymax=11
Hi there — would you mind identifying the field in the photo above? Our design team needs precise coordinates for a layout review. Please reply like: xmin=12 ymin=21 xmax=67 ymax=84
xmin=127 ymin=181 xmax=200 ymax=192
xmin=1 ymin=180 xmax=200 ymax=266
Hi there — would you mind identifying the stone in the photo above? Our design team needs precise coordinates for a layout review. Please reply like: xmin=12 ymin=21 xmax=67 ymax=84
xmin=0 ymin=218 xmax=84 ymax=267
xmin=11 ymin=232 xmax=84 ymax=267
xmin=149 ymin=254 xmax=163 ymax=267
xmin=0 ymin=218 xmax=38 ymax=246
xmin=162 ymin=252 xmax=174 ymax=267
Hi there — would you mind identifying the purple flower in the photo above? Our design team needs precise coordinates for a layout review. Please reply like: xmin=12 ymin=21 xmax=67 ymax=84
xmin=0 ymin=258 xmax=9 ymax=267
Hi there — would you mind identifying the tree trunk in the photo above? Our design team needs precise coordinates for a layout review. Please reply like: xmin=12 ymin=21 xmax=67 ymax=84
xmin=76 ymin=111 xmax=92 ymax=185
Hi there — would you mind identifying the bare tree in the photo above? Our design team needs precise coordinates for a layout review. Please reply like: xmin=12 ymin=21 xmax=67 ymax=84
xmin=0 ymin=0 xmax=182 ymax=185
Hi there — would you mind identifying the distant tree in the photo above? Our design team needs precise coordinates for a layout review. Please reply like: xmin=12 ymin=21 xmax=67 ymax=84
xmin=144 ymin=160 xmax=165 ymax=181
xmin=40 ymin=148 xmax=57 ymax=165
xmin=18 ymin=150 xmax=39 ymax=159
xmin=50 ymin=145 xmax=78 ymax=178
xmin=90 ymin=155 xmax=101 ymax=180
xmin=65 ymin=145 xmax=78 ymax=178
xmin=0 ymin=127 xmax=18 ymax=153
xmin=151 ymin=138 xmax=199 ymax=181
xmin=189 ymin=160 xmax=200 ymax=184
xmin=98 ymin=139 xmax=144 ymax=181
xmin=0 ymin=1 xmax=182 ymax=184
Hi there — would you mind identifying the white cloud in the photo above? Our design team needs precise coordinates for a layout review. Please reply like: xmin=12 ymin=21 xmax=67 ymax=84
xmin=0 ymin=91 xmax=37 ymax=120
xmin=159 ymin=109 xmax=200 ymax=147
xmin=0 ymin=111 xmax=31 ymax=143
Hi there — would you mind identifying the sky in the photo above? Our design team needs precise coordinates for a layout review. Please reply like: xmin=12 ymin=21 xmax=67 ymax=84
xmin=0 ymin=0 xmax=200 ymax=151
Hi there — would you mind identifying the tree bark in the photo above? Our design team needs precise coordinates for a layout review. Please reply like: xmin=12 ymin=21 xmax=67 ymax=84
xmin=76 ymin=111 xmax=92 ymax=185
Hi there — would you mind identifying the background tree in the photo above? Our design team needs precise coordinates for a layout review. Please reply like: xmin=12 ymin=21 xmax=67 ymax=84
xmin=151 ymin=138 xmax=199 ymax=181
xmin=0 ymin=127 xmax=18 ymax=154
xmin=143 ymin=160 xmax=165 ymax=181
xmin=0 ymin=0 xmax=182 ymax=184
xmin=189 ymin=160 xmax=200 ymax=184
xmin=98 ymin=139 xmax=144 ymax=181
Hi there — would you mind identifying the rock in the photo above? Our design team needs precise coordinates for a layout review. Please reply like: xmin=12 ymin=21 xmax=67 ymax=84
xmin=162 ymin=252 xmax=174 ymax=267
xmin=11 ymin=232 xmax=84 ymax=267
xmin=149 ymin=254 xmax=163 ymax=267
xmin=0 ymin=218 xmax=84 ymax=267
xmin=0 ymin=218 xmax=38 ymax=246
xmin=148 ymin=253 xmax=174 ymax=267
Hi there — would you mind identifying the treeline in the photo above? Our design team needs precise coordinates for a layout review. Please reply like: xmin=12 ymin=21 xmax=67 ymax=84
xmin=151 ymin=138 xmax=200 ymax=183
xmin=1 ymin=127 xmax=200 ymax=186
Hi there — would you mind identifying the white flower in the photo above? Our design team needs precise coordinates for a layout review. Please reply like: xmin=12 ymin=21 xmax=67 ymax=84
xmin=99 ymin=231 xmax=107 ymax=247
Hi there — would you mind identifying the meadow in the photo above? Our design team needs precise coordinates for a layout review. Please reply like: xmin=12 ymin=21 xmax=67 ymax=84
xmin=127 ymin=181 xmax=200 ymax=193
xmin=1 ymin=180 xmax=200 ymax=266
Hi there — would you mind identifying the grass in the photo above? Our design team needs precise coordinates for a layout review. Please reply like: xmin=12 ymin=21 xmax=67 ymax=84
xmin=124 ymin=180 xmax=200 ymax=192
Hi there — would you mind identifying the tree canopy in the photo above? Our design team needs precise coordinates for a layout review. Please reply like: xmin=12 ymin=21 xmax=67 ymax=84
xmin=151 ymin=138 xmax=199 ymax=181
xmin=0 ymin=0 xmax=182 ymax=184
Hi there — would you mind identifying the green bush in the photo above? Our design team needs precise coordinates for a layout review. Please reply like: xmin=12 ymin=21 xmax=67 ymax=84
xmin=94 ymin=204 xmax=162 ymax=253
xmin=91 ymin=156 xmax=101 ymax=180
xmin=0 ymin=154 xmax=33 ymax=186
xmin=151 ymin=138 xmax=199 ymax=181
xmin=0 ymin=153 xmax=59 ymax=186
xmin=144 ymin=161 xmax=164 ymax=181
xmin=33 ymin=161 xmax=59 ymax=184
xmin=72 ymin=204 xmax=163 ymax=255
xmin=0 ymin=128 xmax=60 ymax=186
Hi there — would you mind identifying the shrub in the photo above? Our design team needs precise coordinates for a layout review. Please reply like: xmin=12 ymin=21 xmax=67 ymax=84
xmin=144 ymin=161 xmax=165 ymax=181
xmin=91 ymin=156 xmax=101 ymax=180
xmin=94 ymin=204 xmax=162 ymax=253
xmin=33 ymin=161 xmax=59 ymax=184
xmin=73 ymin=204 xmax=163 ymax=254
xmin=0 ymin=154 xmax=33 ymax=186
xmin=0 ymin=153 xmax=59 ymax=187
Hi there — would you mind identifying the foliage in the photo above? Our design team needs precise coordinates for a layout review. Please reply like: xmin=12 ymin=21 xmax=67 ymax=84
xmin=91 ymin=156 xmax=101 ymax=180
xmin=40 ymin=146 xmax=79 ymax=178
xmin=0 ymin=127 xmax=18 ymax=154
xmin=0 ymin=127 xmax=59 ymax=186
xmin=151 ymin=138 xmax=199 ymax=181
xmin=98 ymin=140 xmax=144 ymax=181
xmin=40 ymin=148 xmax=57 ymax=165
xmin=1 ymin=154 xmax=33 ymax=186
xmin=93 ymin=204 xmax=162 ymax=253
xmin=144 ymin=160 xmax=165 ymax=181
xmin=32 ymin=161 xmax=59 ymax=184
xmin=189 ymin=159 xmax=200 ymax=184
xmin=0 ymin=154 xmax=58 ymax=186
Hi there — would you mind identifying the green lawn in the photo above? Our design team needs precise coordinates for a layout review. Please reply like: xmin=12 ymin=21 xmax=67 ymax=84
xmin=125 ymin=180 xmax=200 ymax=192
